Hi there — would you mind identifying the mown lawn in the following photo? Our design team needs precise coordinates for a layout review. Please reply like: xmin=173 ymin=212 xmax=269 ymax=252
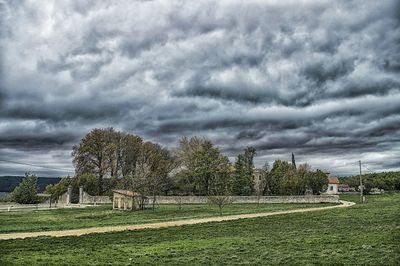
xmin=0 ymin=202 xmax=334 ymax=233
xmin=0 ymin=193 xmax=399 ymax=265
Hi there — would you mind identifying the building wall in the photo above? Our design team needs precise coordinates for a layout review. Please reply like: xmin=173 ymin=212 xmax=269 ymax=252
xmin=326 ymin=184 xmax=339 ymax=194
xmin=150 ymin=195 xmax=340 ymax=204
xmin=253 ymin=169 xmax=263 ymax=193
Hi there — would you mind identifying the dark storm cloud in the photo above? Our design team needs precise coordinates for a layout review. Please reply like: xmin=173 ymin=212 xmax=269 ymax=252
xmin=0 ymin=0 xmax=399 ymax=176
xmin=0 ymin=133 xmax=76 ymax=150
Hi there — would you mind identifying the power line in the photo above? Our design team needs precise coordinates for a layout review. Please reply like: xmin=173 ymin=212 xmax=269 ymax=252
xmin=362 ymin=164 xmax=375 ymax=173
xmin=0 ymin=159 xmax=74 ymax=173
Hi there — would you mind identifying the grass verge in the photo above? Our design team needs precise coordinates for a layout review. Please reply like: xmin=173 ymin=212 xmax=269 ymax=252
xmin=0 ymin=202 xmax=334 ymax=233
xmin=0 ymin=193 xmax=399 ymax=265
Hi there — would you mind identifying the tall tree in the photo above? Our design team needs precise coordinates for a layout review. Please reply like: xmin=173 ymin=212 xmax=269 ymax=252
xmin=291 ymin=153 xmax=296 ymax=169
xmin=268 ymin=160 xmax=292 ymax=195
xmin=233 ymin=147 xmax=256 ymax=196
xmin=175 ymin=136 xmax=232 ymax=196
xmin=144 ymin=143 xmax=176 ymax=209
xmin=73 ymin=128 xmax=148 ymax=195
xmin=119 ymin=133 xmax=143 ymax=189
xmin=72 ymin=128 xmax=117 ymax=195
xmin=279 ymin=168 xmax=305 ymax=195
xmin=305 ymin=169 xmax=328 ymax=195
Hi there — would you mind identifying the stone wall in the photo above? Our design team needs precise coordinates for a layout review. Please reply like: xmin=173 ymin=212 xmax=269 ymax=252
xmin=57 ymin=186 xmax=112 ymax=205
xmin=150 ymin=195 xmax=340 ymax=205
xmin=57 ymin=191 xmax=70 ymax=205
xmin=80 ymin=190 xmax=112 ymax=204
xmin=59 ymin=188 xmax=339 ymax=206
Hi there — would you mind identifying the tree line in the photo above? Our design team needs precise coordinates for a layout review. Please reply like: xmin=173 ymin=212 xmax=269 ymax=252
xmin=340 ymin=171 xmax=400 ymax=193
xmin=45 ymin=128 xmax=330 ymax=199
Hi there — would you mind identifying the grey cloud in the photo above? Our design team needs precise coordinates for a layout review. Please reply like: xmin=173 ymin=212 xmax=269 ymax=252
xmin=0 ymin=133 xmax=76 ymax=150
xmin=0 ymin=0 xmax=399 ymax=176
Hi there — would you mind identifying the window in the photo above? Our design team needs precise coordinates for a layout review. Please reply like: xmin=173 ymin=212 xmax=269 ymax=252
xmin=330 ymin=186 xmax=333 ymax=191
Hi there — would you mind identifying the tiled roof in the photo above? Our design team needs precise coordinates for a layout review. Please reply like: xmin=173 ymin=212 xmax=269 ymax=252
xmin=113 ymin=190 xmax=141 ymax=197
xmin=327 ymin=177 xmax=340 ymax=184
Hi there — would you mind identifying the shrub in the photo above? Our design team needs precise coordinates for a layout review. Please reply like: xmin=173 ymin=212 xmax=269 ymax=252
xmin=10 ymin=173 xmax=38 ymax=204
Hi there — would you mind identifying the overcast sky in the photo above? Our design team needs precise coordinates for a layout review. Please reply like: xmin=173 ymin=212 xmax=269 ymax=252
xmin=0 ymin=0 xmax=399 ymax=177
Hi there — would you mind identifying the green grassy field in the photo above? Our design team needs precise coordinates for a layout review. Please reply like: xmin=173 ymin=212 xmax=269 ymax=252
xmin=0 ymin=202 xmax=334 ymax=233
xmin=0 ymin=193 xmax=399 ymax=265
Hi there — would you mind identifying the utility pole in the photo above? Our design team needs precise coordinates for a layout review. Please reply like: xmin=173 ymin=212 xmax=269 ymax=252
xmin=359 ymin=160 xmax=364 ymax=203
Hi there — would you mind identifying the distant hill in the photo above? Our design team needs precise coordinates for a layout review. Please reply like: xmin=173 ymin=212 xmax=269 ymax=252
xmin=0 ymin=176 xmax=62 ymax=193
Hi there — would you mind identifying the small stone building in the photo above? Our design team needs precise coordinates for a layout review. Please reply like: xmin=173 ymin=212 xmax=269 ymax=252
xmin=112 ymin=190 xmax=148 ymax=210
xmin=326 ymin=177 xmax=340 ymax=194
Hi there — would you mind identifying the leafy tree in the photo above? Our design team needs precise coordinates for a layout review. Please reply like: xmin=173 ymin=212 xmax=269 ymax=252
xmin=45 ymin=177 xmax=72 ymax=199
xmin=72 ymin=128 xmax=147 ymax=196
xmin=339 ymin=171 xmax=400 ymax=193
xmin=170 ymin=170 xmax=196 ymax=195
xmin=268 ymin=160 xmax=292 ymax=195
xmin=118 ymin=133 xmax=143 ymax=189
xmin=192 ymin=140 xmax=218 ymax=194
xmin=305 ymin=169 xmax=327 ymax=195
xmin=233 ymin=147 xmax=256 ymax=196
xmin=279 ymin=168 xmax=305 ymax=195
xmin=175 ymin=136 xmax=205 ymax=167
xmin=175 ymin=136 xmax=232 ymax=196
xmin=72 ymin=128 xmax=118 ymax=195
xmin=76 ymin=173 xmax=98 ymax=196
xmin=262 ymin=160 xmax=328 ymax=195
xmin=10 ymin=173 xmax=38 ymax=204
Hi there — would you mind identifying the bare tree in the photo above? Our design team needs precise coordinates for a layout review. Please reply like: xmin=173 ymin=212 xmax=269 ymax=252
xmin=134 ymin=142 xmax=177 ymax=210
xmin=207 ymin=155 xmax=234 ymax=215
xmin=208 ymin=195 xmax=234 ymax=215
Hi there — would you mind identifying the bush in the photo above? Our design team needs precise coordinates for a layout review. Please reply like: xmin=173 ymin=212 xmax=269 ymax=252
xmin=10 ymin=173 xmax=38 ymax=204
xmin=77 ymin=173 xmax=98 ymax=196
xmin=45 ymin=177 xmax=71 ymax=199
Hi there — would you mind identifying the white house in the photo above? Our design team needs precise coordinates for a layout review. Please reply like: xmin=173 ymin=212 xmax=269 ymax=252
xmin=326 ymin=177 xmax=339 ymax=194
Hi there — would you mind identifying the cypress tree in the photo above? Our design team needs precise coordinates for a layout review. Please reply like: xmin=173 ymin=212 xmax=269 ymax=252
xmin=291 ymin=153 xmax=296 ymax=169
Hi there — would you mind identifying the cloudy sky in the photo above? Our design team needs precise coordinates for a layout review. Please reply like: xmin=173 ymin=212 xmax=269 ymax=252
xmin=0 ymin=0 xmax=399 ymax=177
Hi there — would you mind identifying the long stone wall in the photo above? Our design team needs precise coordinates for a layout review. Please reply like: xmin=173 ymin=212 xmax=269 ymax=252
xmin=150 ymin=195 xmax=340 ymax=204
xmin=58 ymin=188 xmax=339 ymax=206
xmin=80 ymin=191 xmax=112 ymax=204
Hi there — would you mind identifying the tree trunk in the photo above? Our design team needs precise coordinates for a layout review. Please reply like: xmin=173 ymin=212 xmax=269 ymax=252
xmin=98 ymin=172 xmax=103 ymax=196
xmin=152 ymin=190 xmax=156 ymax=210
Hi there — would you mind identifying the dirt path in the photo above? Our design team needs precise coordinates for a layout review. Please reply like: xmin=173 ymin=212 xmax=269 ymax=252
xmin=0 ymin=200 xmax=355 ymax=240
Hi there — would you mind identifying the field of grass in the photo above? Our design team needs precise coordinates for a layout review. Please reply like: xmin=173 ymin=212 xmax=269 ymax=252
xmin=0 ymin=202 xmax=334 ymax=233
xmin=0 ymin=193 xmax=399 ymax=265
